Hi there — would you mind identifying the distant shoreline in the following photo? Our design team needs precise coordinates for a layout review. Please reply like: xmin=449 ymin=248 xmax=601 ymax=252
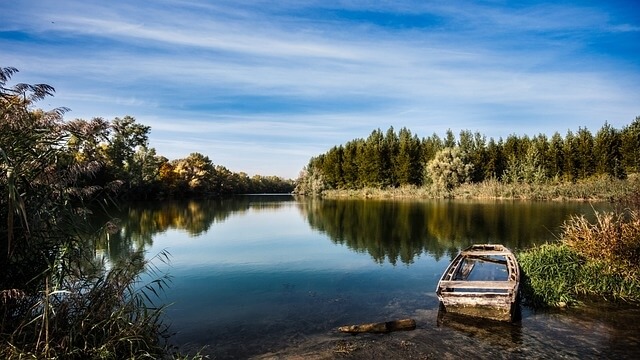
xmin=312 ymin=174 xmax=638 ymax=202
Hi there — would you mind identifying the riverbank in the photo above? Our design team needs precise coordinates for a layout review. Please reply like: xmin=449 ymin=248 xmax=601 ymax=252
xmin=517 ymin=208 xmax=640 ymax=308
xmin=250 ymin=303 xmax=640 ymax=359
xmin=319 ymin=174 xmax=639 ymax=202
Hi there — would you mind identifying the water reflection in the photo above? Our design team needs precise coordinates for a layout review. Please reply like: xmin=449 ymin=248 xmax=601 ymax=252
xmin=95 ymin=197 xmax=607 ymax=266
xmin=93 ymin=195 xmax=295 ymax=263
xmin=437 ymin=307 xmax=524 ymax=347
xmin=297 ymin=198 xmax=606 ymax=265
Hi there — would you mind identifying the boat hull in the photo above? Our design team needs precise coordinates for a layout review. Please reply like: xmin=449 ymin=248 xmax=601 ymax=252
xmin=439 ymin=293 xmax=516 ymax=322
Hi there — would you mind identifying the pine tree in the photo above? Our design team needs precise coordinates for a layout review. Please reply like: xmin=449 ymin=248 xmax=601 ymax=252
xmin=358 ymin=129 xmax=385 ymax=187
xmin=549 ymin=132 xmax=565 ymax=179
xmin=322 ymin=145 xmax=344 ymax=188
xmin=595 ymin=122 xmax=625 ymax=178
xmin=576 ymin=127 xmax=595 ymax=179
xmin=564 ymin=130 xmax=580 ymax=182
xmin=342 ymin=140 xmax=361 ymax=188
xmin=396 ymin=127 xmax=422 ymax=185
xmin=621 ymin=116 xmax=640 ymax=174
xmin=484 ymin=137 xmax=505 ymax=180
xmin=384 ymin=127 xmax=399 ymax=187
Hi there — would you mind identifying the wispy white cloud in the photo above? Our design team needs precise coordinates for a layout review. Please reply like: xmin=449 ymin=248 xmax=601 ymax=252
xmin=2 ymin=0 xmax=639 ymax=178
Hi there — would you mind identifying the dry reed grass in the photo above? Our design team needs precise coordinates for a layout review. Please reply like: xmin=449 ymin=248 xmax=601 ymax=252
xmin=321 ymin=174 xmax=638 ymax=201
xmin=562 ymin=210 xmax=640 ymax=273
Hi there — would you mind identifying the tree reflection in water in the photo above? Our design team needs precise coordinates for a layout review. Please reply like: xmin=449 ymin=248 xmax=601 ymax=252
xmin=91 ymin=195 xmax=294 ymax=264
xmin=297 ymin=198 xmax=608 ymax=265
xmin=94 ymin=196 xmax=607 ymax=267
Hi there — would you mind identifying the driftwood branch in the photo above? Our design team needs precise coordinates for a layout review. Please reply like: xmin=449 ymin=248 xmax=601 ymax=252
xmin=338 ymin=318 xmax=416 ymax=334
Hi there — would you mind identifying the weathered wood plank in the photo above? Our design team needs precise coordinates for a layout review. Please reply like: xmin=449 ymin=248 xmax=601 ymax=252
xmin=338 ymin=319 xmax=416 ymax=334
xmin=460 ymin=250 xmax=511 ymax=256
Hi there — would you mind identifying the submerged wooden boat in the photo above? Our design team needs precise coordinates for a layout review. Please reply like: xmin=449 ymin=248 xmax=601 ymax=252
xmin=436 ymin=244 xmax=520 ymax=322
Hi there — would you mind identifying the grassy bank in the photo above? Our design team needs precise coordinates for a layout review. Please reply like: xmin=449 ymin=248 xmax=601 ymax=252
xmin=320 ymin=174 xmax=639 ymax=201
xmin=517 ymin=208 xmax=640 ymax=308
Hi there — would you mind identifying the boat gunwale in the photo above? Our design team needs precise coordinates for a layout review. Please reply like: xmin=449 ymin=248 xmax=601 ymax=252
xmin=435 ymin=244 xmax=521 ymax=321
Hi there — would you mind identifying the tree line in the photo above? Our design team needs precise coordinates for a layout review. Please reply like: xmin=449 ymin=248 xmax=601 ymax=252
xmin=296 ymin=119 xmax=640 ymax=194
xmin=1 ymin=73 xmax=293 ymax=201
xmin=64 ymin=115 xmax=294 ymax=198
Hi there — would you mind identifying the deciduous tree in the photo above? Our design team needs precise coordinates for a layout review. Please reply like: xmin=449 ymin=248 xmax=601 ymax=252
xmin=426 ymin=147 xmax=473 ymax=192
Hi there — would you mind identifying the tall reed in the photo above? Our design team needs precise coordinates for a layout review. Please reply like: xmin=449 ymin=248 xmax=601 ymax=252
xmin=1 ymin=250 xmax=174 ymax=359
xmin=321 ymin=174 xmax=638 ymax=201
xmin=1 ymin=67 xmax=200 ymax=359
xmin=562 ymin=210 xmax=640 ymax=273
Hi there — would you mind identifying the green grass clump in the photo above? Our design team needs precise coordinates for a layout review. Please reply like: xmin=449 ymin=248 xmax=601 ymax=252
xmin=579 ymin=260 xmax=640 ymax=302
xmin=517 ymin=243 xmax=584 ymax=308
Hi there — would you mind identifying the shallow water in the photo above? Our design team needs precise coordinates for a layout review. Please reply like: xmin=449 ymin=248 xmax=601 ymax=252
xmin=99 ymin=196 xmax=639 ymax=359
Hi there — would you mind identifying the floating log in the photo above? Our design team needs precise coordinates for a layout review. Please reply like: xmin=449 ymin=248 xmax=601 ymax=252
xmin=338 ymin=318 xmax=416 ymax=334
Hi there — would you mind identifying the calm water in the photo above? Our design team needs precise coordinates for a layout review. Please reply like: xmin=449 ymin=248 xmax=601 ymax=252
xmin=98 ymin=196 xmax=640 ymax=359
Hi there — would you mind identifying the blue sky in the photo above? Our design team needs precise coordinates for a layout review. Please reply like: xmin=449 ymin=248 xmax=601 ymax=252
xmin=2 ymin=0 xmax=639 ymax=179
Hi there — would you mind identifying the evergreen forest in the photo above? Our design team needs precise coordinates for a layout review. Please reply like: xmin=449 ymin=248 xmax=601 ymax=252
xmin=296 ymin=120 xmax=640 ymax=195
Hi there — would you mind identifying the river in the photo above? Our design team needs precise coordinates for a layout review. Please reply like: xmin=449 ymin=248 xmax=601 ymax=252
xmin=95 ymin=196 xmax=640 ymax=359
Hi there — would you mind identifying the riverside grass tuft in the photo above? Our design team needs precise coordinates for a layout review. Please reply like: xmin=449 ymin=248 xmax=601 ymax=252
xmin=517 ymin=207 xmax=640 ymax=308
xmin=517 ymin=244 xmax=583 ymax=308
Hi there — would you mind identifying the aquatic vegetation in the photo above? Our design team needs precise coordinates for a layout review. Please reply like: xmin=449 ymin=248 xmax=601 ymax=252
xmin=1 ymin=251 xmax=173 ymax=359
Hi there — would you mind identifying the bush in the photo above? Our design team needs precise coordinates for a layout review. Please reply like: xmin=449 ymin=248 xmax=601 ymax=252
xmin=562 ymin=210 xmax=640 ymax=274
xmin=518 ymin=208 xmax=640 ymax=308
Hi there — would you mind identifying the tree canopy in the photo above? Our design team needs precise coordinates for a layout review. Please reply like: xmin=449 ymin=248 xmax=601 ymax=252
xmin=1 ymin=67 xmax=294 ymax=201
